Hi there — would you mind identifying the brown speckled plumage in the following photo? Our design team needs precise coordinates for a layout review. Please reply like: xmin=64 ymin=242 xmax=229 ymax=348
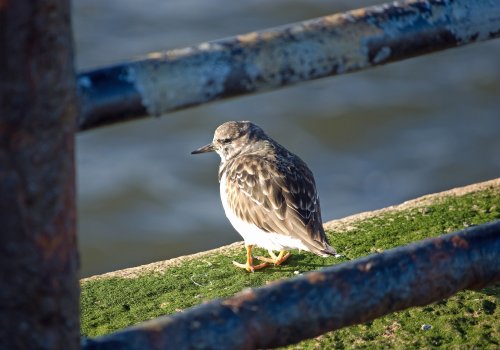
xmin=192 ymin=121 xmax=336 ymax=271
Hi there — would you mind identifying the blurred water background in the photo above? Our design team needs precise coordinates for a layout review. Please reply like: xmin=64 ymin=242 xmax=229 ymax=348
xmin=74 ymin=0 xmax=500 ymax=277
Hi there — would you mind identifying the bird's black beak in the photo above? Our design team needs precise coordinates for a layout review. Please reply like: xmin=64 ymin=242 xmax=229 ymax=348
xmin=191 ymin=143 xmax=215 ymax=154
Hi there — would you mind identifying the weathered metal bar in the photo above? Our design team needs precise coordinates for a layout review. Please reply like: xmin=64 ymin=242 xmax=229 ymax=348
xmin=82 ymin=220 xmax=500 ymax=350
xmin=77 ymin=0 xmax=500 ymax=131
xmin=0 ymin=1 xmax=80 ymax=349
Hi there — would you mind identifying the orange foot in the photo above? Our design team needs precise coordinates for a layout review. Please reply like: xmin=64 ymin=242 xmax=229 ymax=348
xmin=233 ymin=245 xmax=269 ymax=272
xmin=256 ymin=250 xmax=291 ymax=266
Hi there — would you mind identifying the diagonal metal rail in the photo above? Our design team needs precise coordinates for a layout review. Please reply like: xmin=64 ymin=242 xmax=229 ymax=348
xmin=82 ymin=220 xmax=500 ymax=350
xmin=77 ymin=0 xmax=500 ymax=131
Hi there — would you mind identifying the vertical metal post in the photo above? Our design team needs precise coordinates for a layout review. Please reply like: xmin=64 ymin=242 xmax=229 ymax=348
xmin=0 ymin=1 xmax=79 ymax=349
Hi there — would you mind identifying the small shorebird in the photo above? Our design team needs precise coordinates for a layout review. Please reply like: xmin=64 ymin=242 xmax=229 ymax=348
xmin=192 ymin=121 xmax=336 ymax=272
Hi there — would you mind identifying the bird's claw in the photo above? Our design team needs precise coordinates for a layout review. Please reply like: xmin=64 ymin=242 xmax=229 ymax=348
xmin=256 ymin=251 xmax=291 ymax=266
xmin=232 ymin=260 xmax=268 ymax=272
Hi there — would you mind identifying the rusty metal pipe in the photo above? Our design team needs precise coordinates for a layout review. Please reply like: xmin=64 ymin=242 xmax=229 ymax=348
xmin=82 ymin=220 xmax=500 ymax=349
xmin=77 ymin=0 xmax=500 ymax=130
xmin=0 ymin=1 xmax=80 ymax=348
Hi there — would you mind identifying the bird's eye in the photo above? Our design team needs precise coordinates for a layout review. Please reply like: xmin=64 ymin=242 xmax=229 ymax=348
xmin=221 ymin=138 xmax=231 ymax=144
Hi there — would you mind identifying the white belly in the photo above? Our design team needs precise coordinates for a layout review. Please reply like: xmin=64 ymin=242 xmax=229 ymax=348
xmin=220 ymin=174 xmax=309 ymax=252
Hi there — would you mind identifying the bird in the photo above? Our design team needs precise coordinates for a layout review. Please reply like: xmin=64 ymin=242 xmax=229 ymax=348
xmin=191 ymin=121 xmax=337 ymax=272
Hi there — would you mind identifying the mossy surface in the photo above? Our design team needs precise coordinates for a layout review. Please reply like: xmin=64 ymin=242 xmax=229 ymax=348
xmin=81 ymin=185 xmax=500 ymax=348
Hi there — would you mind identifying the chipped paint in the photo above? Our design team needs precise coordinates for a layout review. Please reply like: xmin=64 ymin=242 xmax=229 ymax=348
xmin=373 ymin=46 xmax=392 ymax=63
xmin=78 ymin=0 xmax=500 ymax=130
xmin=444 ymin=0 xmax=498 ymax=44
xmin=237 ymin=32 xmax=259 ymax=44
xmin=129 ymin=50 xmax=232 ymax=116
xmin=78 ymin=76 xmax=92 ymax=89
xmin=127 ymin=11 xmax=381 ymax=117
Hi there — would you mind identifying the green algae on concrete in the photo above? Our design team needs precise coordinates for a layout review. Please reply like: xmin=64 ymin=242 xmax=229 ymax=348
xmin=81 ymin=179 xmax=500 ymax=348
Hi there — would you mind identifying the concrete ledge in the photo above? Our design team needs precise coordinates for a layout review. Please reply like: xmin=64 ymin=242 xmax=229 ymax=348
xmin=325 ymin=178 xmax=500 ymax=231
xmin=82 ymin=178 xmax=500 ymax=282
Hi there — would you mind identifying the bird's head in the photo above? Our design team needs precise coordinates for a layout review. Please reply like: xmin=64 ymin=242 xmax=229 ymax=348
xmin=191 ymin=121 xmax=267 ymax=162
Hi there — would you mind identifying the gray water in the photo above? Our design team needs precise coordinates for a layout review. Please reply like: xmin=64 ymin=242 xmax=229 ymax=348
xmin=74 ymin=0 xmax=500 ymax=277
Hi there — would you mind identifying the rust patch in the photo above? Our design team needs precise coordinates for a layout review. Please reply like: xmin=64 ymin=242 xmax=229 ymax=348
xmin=429 ymin=251 xmax=448 ymax=265
xmin=451 ymin=235 xmax=470 ymax=249
xmin=307 ymin=271 xmax=327 ymax=284
xmin=222 ymin=288 xmax=256 ymax=311
xmin=0 ymin=0 xmax=9 ymax=10
xmin=35 ymin=229 xmax=69 ymax=263
xmin=337 ymin=280 xmax=352 ymax=298
xmin=433 ymin=238 xmax=444 ymax=249
xmin=34 ymin=181 xmax=76 ymax=264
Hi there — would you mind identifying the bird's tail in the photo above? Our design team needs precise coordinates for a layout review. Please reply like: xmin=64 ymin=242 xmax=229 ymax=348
xmin=304 ymin=225 xmax=337 ymax=257
xmin=318 ymin=242 xmax=337 ymax=257
xmin=305 ymin=239 xmax=337 ymax=257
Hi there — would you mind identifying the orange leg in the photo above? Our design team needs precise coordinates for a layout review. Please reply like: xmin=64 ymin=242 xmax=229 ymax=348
xmin=233 ymin=245 xmax=269 ymax=272
xmin=257 ymin=250 xmax=291 ymax=266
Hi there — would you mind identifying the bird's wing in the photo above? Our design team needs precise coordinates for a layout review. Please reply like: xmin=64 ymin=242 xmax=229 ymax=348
xmin=224 ymin=155 xmax=333 ymax=254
